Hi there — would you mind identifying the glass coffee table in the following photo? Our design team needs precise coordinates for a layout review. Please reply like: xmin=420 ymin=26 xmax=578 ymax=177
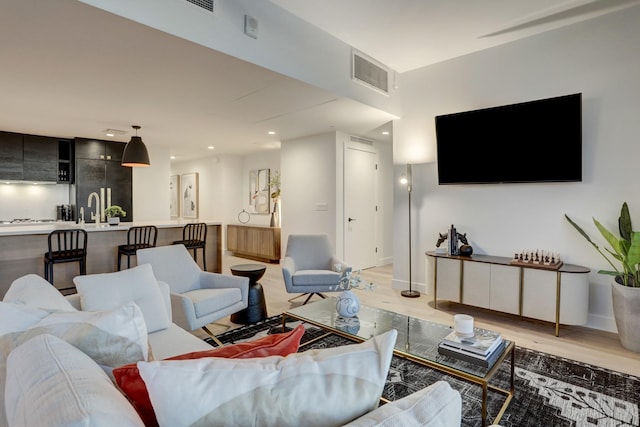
xmin=283 ymin=297 xmax=515 ymax=427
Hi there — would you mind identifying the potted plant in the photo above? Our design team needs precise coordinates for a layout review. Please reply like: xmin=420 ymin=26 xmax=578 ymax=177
xmin=269 ymin=170 xmax=281 ymax=227
xmin=104 ymin=205 xmax=126 ymax=226
xmin=565 ymin=202 xmax=640 ymax=352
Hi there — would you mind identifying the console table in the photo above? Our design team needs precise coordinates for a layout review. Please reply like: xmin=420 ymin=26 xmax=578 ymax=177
xmin=226 ymin=224 xmax=280 ymax=263
xmin=425 ymin=252 xmax=590 ymax=336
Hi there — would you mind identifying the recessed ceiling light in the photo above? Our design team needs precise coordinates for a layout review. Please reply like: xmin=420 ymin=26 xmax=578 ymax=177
xmin=207 ymin=146 xmax=214 ymax=150
xmin=268 ymin=131 xmax=276 ymax=135
xmin=170 ymin=155 xmax=176 ymax=160
xmin=103 ymin=128 xmax=126 ymax=137
xmin=382 ymin=131 xmax=389 ymax=135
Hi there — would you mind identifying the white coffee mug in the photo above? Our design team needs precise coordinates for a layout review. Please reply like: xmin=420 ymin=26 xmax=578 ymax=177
xmin=454 ymin=314 xmax=474 ymax=336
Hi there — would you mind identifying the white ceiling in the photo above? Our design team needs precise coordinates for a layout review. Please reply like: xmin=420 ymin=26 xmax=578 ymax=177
xmin=1 ymin=0 xmax=638 ymax=162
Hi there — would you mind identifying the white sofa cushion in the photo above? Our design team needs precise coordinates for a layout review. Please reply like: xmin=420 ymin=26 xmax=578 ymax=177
xmin=0 ymin=302 xmax=149 ymax=427
xmin=0 ymin=302 xmax=48 ymax=337
xmin=138 ymin=329 xmax=397 ymax=427
xmin=343 ymin=381 xmax=462 ymax=427
xmin=3 ymin=273 xmax=77 ymax=312
xmin=5 ymin=334 xmax=144 ymax=427
xmin=74 ymin=264 xmax=171 ymax=333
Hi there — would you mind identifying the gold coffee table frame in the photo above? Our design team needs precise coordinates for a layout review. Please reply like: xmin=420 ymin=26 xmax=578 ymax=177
xmin=283 ymin=298 xmax=514 ymax=427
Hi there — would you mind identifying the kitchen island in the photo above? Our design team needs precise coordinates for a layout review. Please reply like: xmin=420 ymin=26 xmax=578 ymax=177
xmin=0 ymin=220 xmax=222 ymax=297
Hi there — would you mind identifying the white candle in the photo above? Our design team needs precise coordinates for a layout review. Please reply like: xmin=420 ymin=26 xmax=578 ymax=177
xmin=454 ymin=314 xmax=474 ymax=336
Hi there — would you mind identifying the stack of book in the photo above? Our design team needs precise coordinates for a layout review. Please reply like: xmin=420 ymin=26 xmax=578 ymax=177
xmin=438 ymin=328 xmax=504 ymax=368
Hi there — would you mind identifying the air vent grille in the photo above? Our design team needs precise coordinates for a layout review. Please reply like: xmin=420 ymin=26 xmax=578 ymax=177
xmin=185 ymin=0 xmax=214 ymax=13
xmin=352 ymin=51 xmax=389 ymax=94
xmin=350 ymin=136 xmax=373 ymax=144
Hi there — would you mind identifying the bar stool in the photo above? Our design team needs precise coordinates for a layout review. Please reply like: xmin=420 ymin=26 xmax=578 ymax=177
xmin=44 ymin=229 xmax=88 ymax=285
xmin=173 ymin=222 xmax=207 ymax=270
xmin=117 ymin=225 xmax=158 ymax=270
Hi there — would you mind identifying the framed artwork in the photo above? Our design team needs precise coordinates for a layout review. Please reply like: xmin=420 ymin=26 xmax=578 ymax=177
xmin=181 ymin=172 xmax=199 ymax=218
xmin=249 ymin=169 xmax=270 ymax=214
xmin=169 ymin=175 xmax=180 ymax=218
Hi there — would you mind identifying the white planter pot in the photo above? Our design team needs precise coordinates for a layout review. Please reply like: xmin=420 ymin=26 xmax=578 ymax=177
xmin=108 ymin=217 xmax=120 ymax=226
xmin=611 ymin=280 xmax=640 ymax=353
xmin=336 ymin=289 xmax=360 ymax=318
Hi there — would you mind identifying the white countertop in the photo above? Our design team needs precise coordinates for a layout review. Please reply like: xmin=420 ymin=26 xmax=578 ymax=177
xmin=0 ymin=220 xmax=222 ymax=237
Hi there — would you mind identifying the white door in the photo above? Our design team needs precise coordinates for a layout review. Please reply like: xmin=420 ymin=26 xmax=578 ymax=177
xmin=344 ymin=144 xmax=377 ymax=271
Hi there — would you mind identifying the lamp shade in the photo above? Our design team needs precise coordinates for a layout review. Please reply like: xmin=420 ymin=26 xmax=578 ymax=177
xmin=121 ymin=126 xmax=150 ymax=167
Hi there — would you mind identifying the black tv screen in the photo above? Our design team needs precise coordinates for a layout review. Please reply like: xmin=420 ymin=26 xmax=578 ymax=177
xmin=435 ymin=93 xmax=582 ymax=184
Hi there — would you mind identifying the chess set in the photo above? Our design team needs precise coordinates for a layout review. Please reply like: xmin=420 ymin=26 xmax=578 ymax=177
xmin=509 ymin=250 xmax=563 ymax=270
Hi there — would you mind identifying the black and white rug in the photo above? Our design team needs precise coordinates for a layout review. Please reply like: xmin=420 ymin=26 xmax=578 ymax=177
xmin=207 ymin=315 xmax=640 ymax=427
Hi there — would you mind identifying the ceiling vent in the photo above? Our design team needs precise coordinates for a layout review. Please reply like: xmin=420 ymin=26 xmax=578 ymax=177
xmin=352 ymin=50 xmax=389 ymax=95
xmin=350 ymin=135 xmax=374 ymax=145
xmin=184 ymin=0 xmax=215 ymax=13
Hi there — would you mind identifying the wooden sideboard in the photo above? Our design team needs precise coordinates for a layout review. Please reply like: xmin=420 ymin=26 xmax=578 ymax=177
xmin=425 ymin=251 xmax=590 ymax=336
xmin=226 ymin=224 xmax=281 ymax=263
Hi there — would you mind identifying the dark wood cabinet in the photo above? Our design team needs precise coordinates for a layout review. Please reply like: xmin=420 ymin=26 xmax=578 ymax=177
xmin=23 ymin=135 xmax=58 ymax=182
xmin=0 ymin=132 xmax=60 ymax=182
xmin=74 ymin=138 xmax=132 ymax=222
xmin=75 ymin=138 xmax=124 ymax=162
xmin=0 ymin=131 xmax=24 ymax=180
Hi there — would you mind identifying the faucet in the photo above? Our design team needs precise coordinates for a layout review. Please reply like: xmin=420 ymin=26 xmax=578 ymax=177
xmin=88 ymin=192 xmax=100 ymax=226
xmin=79 ymin=207 xmax=85 ymax=225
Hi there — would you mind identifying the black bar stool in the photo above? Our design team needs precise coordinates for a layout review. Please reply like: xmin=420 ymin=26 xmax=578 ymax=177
xmin=44 ymin=229 xmax=88 ymax=285
xmin=173 ymin=223 xmax=207 ymax=270
xmin=117 ymin=225 xmax=158 ymax=270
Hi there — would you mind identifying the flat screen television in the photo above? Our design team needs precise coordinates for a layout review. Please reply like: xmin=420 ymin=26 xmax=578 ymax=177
xmin=435 ymin=93 xmax=582 ymax=184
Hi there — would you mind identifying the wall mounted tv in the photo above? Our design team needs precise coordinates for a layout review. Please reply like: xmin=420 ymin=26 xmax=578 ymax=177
xmin=435 ymin=93 xmax=582 ymax=184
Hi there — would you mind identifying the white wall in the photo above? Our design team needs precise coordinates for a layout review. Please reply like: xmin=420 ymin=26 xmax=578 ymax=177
xmin=392 ymin=6 xmax=640 ymax=332
xmin=132 ymin=144 xmax=171 ymax=221
xmin=281 ymin=132 xmax=338 ymax=256
xmin=168 ymin=150 xmax=280 ymax=249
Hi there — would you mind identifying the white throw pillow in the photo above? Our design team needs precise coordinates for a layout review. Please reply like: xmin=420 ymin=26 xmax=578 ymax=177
xmin=343 ymin=381 xmax=462 ymax=427
xmin=0 ymin=302 xmax=149 ymax=427
xmin=74 ymin=264 xmax=170 ymax=333
xmin=5 ymin=334 xmax=144 ymax=427
xmin=3 ymin=274 xmax=77 ymax=312
xmin=138 ymin=329 xmax=398 ymax=427
xmin=0 ymin=302 xmax=48 ymax=337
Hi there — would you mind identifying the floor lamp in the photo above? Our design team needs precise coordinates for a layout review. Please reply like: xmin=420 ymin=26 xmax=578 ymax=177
xmin=401 ymin=164 xmax=420 ymax=298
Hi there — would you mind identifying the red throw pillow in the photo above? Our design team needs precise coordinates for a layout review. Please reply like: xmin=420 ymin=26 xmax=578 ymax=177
xmin=113 ymin=324 xmax=305 ymax=427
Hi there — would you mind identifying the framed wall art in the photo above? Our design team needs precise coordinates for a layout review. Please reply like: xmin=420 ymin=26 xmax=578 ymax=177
xmin=249 ymin=168 xmax=270 ymax=214
xmin=181 ymin=172 xmax=199 ymax=218
xmin=169 ymin=175 xmax=180 ymax=218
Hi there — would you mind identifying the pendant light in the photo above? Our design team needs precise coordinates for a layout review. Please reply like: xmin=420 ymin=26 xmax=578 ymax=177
xmin=121 ymin=125 xmax=150 ymax=167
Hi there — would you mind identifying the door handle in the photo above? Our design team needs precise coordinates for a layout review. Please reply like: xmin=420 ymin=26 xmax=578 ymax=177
xmin=348 ymin=217 xmax=356 ymax=222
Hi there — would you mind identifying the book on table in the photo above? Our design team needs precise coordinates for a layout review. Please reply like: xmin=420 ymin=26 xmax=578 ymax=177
xmin=438 ymin=340 xmax=506 ymax=368
xmin=441 ymin=328 xmax=502 ymax=356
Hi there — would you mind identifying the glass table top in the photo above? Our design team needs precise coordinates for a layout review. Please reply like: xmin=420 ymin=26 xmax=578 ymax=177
xmin=285 ymin=297 xmax=511 ymax=378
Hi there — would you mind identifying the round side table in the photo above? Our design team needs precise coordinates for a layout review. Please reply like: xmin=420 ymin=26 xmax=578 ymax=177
xmin=229 ymin=264 xmax=268 ymax=324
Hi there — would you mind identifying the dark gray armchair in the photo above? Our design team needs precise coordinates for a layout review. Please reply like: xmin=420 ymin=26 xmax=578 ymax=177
xmin=282 ymin=234 xmax=352 ymax=305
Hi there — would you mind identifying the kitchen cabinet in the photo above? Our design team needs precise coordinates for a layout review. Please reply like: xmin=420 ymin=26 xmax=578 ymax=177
xmin=426 ymin=251 xmax=590 ymax=336
xmin=0 ymin=131 xmax=23 ymax=180
xmin=75 ymin=138 xmax=123 ymax=161
xmin=73 ymin=138 xmax=131 ymax=223
xmin=23 ymin=135 xmax=58 ymax=182
xmin=0 ymin=132 xmax=59 ymax=182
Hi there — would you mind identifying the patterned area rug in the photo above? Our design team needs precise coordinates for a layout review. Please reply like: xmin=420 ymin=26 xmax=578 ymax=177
xmin=207 ymin=315 xmax=640 ymax=427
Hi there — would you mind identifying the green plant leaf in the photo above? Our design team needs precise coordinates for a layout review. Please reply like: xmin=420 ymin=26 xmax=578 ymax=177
xmin=619 ymin=202 xmax=632 ymax=242
xmin=594 ymin=218 xmax=625 ymax=256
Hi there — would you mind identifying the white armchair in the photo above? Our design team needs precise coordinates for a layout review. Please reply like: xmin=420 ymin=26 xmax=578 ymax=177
xmin=282 ymin=234 xmax=352 ymax=305
xmin=136 ymin=245 xmax=248 ymax=342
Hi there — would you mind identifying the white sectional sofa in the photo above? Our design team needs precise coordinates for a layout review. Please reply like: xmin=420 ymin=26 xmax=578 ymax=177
xmin=0 ymin=268 xmax=462 ymax=427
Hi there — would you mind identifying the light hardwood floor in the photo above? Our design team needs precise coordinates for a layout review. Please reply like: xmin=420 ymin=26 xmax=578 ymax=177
xmin=197 ymin=255 xmax=640 ymax=377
